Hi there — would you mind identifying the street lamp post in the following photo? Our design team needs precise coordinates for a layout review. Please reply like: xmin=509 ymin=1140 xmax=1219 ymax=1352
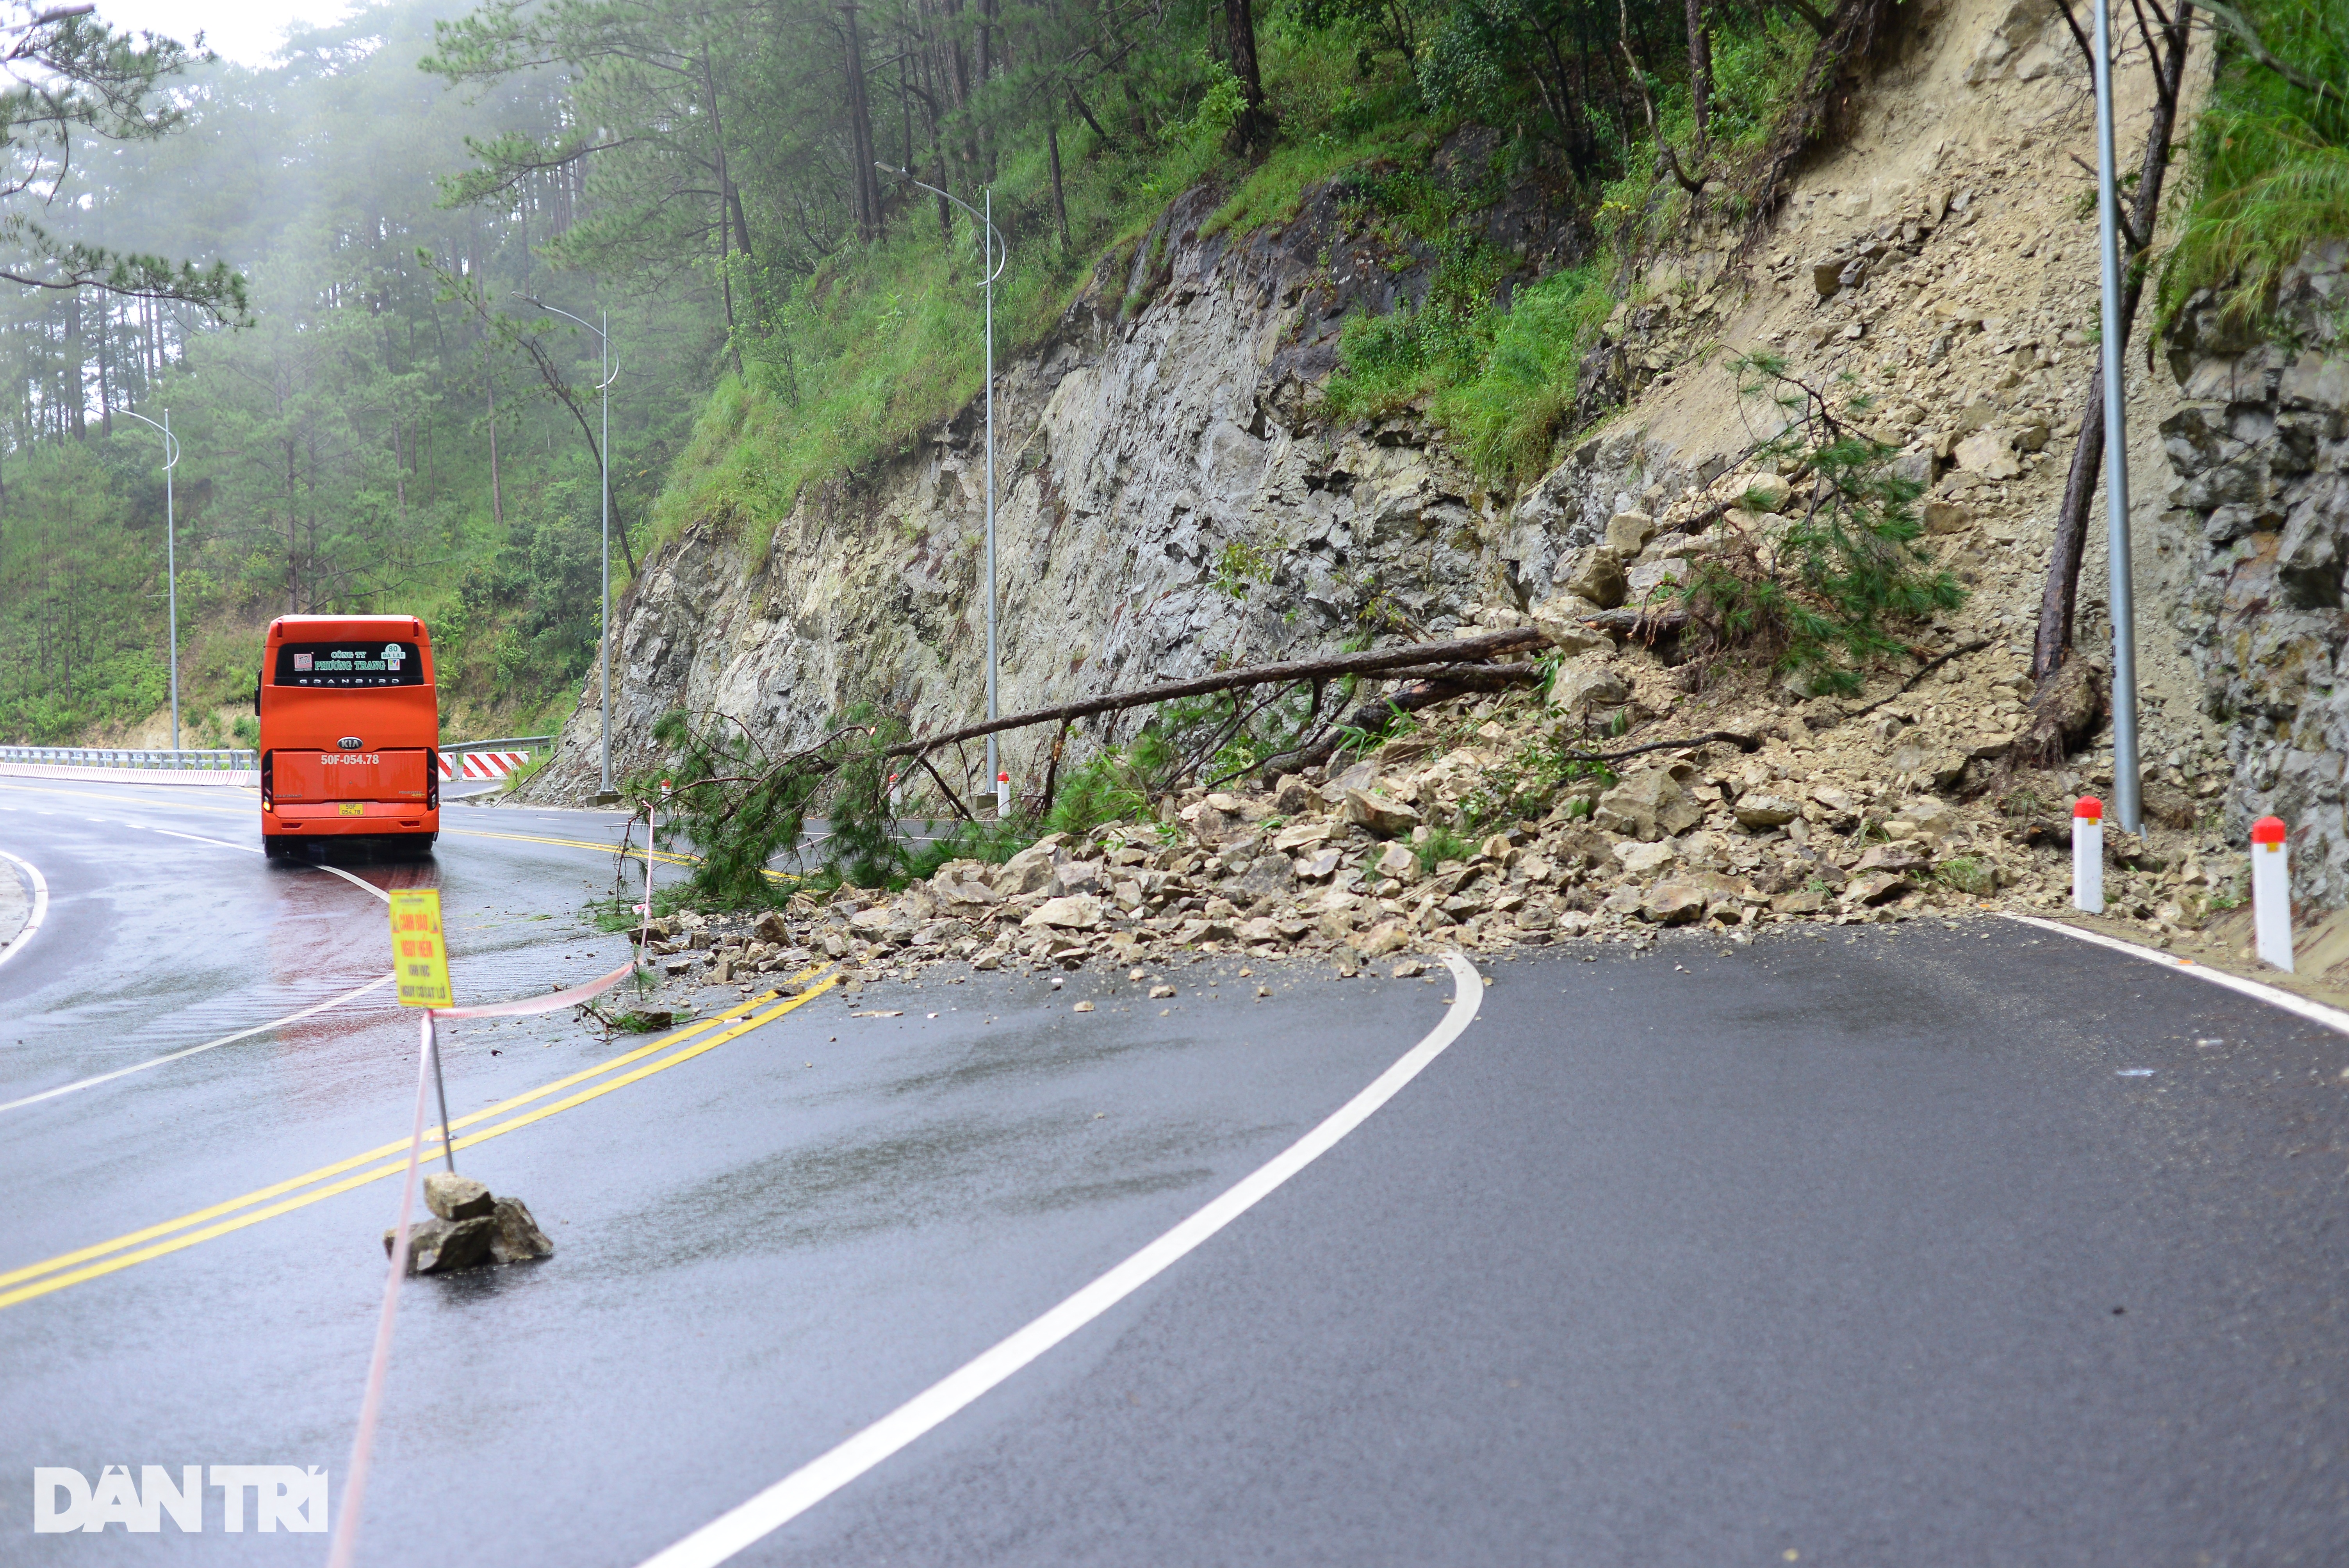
xmin=120 ymin=407 xmax=182 ymax=752
xmin=518 ymin=296 xmax=620 ymax=800
xmin=2091 ymin=0 xmax=2142 ymax=832
xmin=879 ymin=164 xmax=1009 ymax=808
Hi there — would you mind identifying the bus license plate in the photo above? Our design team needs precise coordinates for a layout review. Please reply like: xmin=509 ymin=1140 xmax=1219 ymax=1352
xmin=339 ymin=802 xmax=364 ymax=817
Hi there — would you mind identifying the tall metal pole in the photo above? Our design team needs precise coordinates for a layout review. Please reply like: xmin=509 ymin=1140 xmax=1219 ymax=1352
xmin=121 ymin=408 xmax=180 ymax=751
xmin=877 ymin=165 xmax=1007 ymax=809
xmin=516 ymin=295 xmax=619 ymax=799
xmin=599 ymin=310 xmax=612 ymax=799
xmin=2093 ymin=0 xmax=2142 ymax=832
xmin=164 ymin=408 xmax=178 ymax=754
xmin=983 ymin=187 xmax=998 ymax=795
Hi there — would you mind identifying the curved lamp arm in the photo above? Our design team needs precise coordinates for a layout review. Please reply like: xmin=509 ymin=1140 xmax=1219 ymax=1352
xmin=877 ymin=164 xmax=1007 ymax=286
xmin=117 ymin=407 xmax=179 ymax=469
xmin=514 ymin=294 xmax=620 ymax=389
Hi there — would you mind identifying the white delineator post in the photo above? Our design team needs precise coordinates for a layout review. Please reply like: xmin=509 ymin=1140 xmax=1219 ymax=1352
xmin=996 ymin=771 xmax=1011 ymax=818
xmin=2251 ymin=814 xmax=2293 ymax=971
xmin=888 ymin=772 xmax=902 ymax=815
xmin=2072 ymin=796 xmax=2105 ymax=914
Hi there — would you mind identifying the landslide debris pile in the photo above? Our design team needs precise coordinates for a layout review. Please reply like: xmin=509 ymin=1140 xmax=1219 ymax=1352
xmin=633 ymin=583 xmax=2241 ymax=992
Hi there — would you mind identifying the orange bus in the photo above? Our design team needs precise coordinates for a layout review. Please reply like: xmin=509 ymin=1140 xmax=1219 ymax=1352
xmin=255 ymin=615 xmax=439 ymax=857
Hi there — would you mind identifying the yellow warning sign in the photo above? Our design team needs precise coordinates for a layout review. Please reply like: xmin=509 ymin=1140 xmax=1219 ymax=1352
xmin=389 ymin=889 xmax=453 ymax=1009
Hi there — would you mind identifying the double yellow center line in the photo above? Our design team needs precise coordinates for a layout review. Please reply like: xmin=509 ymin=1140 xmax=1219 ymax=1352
xmin=0 ymin=968 xmax=837 ymax=1312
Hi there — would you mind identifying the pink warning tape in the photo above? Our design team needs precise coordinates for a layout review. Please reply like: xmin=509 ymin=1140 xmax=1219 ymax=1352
xmin=332 ymin=951 xmax=638 ymax=1561
xmin=430 ymin=960 xmax=635 ymax=1019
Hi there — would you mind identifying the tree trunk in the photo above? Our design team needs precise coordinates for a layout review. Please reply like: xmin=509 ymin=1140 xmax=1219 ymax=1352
xmin=1222 ymin=0 xmax=1276 ymax=154
xmin=487 ymin=380 xmax=503 ymax=532
xmin=1686 ymin=0 xmax=1712 ymax=149
xmin=95 ymin=296 xmax=112 ymax=437
xmin=64 ymin=293 xmax=84 ymax=440
xmin=839 ymin=5 xmax=884 ymax=242
xmin=880 ymin=629 xmax=1544 ymax=759
xmin=2029 ymin=1 xmax=2194 ymax=686
xmin=1045 ymin=104 xmax=1071 ymax=252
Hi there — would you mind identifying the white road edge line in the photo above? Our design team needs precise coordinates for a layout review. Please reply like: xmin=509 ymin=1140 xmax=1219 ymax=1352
xmin=0 ymin=846 xmax=51 ymax=972
xmin=2004 ymin=912 xmax=2349 ymax=1037
xmin=0 ymin=972 xmax=398 ymax=1114
xmin=150 ymin=827 xmax=263 ymax=855
xmin=312 ymin=862 xmax=394 ymax=905
xmin=634 ymin=950 xmax=1488 ymax=1568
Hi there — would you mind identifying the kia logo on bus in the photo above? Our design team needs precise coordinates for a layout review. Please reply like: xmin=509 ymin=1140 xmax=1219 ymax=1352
xmin=338 ymin=737 xmax=364 ymax=750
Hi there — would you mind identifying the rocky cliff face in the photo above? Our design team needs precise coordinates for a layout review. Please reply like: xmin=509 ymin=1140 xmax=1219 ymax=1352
xmin=2158 ymin=242 xmax=2349 ymax=902
xmin=520 ymin=176 xmax=1646 ymax=807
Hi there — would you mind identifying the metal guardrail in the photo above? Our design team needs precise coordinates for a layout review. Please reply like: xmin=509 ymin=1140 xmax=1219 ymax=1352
xmin=0 ymin=740 xmax=550 ymax=764
xmin=0 ymin=747 xmax=257 ymax=770
xmin=440 ymin=735 xmax=553 ymax=755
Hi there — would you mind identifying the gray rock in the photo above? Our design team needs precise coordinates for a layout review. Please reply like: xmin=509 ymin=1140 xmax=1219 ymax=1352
xmin=1271 ymin=775 xmax=1321 ymax=815
xmin=1604 ymin=510 xmax=1657 ymax=556
xmin=994 ymin=842 xmax=1060 ymax=894
xmin=1640 ymin=879 xmax=1710 ymax=925
xmin=1558 ymin=547 xmax=1628 ymax=609
xmin=1022 ymin=894 xmax=1104 ymax=930
xmin=1595 ymin=769 xmax=1702 ymax=841
xmin=384 ymin=1215 xmax=495 ymax=1275
xmin=1547 ymin=658 xmax=1631 ymax=716
xmin=487 ymin=1197 xmax=555 ymax=1264
xmin=1732 ymin=793 xmax=1802 ymax=829
xmin=1228 ymin=855 xmax=1297 ymax=900
xmin=1954 ymin=429 xmax=2020 ymax=478
xmin=423 ymin=1172 xmax=493 ymax=1222
xmin=1341 ymin=788 xmax=1422 ymax=838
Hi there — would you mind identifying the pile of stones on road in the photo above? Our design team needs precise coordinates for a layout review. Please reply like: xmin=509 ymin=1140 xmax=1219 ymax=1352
xmin=626 ymin=638 xmax=2235 ymax=993
xmin=382 ymin=1172 xmax=555 ymax=1275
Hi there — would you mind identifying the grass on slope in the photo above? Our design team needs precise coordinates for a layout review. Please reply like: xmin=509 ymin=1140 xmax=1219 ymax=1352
xmin=652 ymin=29 xmax=1433 ymax=565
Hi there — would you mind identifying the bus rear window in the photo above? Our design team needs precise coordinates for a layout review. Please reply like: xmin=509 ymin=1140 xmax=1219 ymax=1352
xmin=273 ymin=641 xmax=425 ymax=688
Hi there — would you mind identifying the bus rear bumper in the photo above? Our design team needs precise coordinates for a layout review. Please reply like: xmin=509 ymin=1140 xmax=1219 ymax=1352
xmin=264 ymin=802 xmax=439 ymax=836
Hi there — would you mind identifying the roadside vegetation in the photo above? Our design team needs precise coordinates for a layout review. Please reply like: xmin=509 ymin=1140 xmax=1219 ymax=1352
xmin=2153 ymin=0 xmax=2348 ymax=335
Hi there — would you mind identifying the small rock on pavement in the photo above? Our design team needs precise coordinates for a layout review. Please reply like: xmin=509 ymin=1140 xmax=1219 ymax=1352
xmin=488 ymin=1196 xmax=555 ymax=1265
xmin=384 ymin=1187 xmax=555 ymax=1272
xmin=1640 ymin=879 xmax=1711 ymax=926
xmin=1072 ymin=1000 xmax=1095 ymax=1012
xmin=424 ymin=1171 xmax=494 ymax=1221
xmin=385 ymin=1215 xmax=495 ymax=1276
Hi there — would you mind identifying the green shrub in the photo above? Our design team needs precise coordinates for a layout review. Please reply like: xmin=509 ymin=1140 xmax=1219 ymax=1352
xmin=2155 ymin=0 xmax=2349 ymax=336
xmin=1679 ymin=354 xmax=1966 ymax=696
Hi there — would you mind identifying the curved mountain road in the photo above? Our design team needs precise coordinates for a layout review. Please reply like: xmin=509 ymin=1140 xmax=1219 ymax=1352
xmin=1 ymin=777 xmax=2344 ymax=1565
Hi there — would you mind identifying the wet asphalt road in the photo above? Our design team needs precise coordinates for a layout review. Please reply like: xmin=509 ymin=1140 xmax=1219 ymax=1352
xmin=4 ymin=779 xmax=2348 ymax=1566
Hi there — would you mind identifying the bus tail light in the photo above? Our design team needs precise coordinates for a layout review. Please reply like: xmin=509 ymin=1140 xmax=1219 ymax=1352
xmin=427 ymin=750 xmax=440 ymax=811
xmin=259 ymin=750 xmax=273 ymax=809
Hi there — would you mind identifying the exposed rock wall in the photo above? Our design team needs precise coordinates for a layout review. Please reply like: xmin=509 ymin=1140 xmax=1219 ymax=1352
xmin=2158 ymin=242 xmax=2349 ymax=902
xmin=521 ymin=180 xmax=1666 ymax=805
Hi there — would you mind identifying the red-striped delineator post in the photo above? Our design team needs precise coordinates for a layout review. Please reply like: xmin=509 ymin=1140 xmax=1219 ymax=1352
xmin=2251 ymin=815 xmax=2293 ymax=971
xmin=888 ymin=772 xmax=902 ymax=814
xmin=996 ymin=770 xmax=1011 ymax=818
xmin=2072 ymin=796 xmax=2104 ymax=914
